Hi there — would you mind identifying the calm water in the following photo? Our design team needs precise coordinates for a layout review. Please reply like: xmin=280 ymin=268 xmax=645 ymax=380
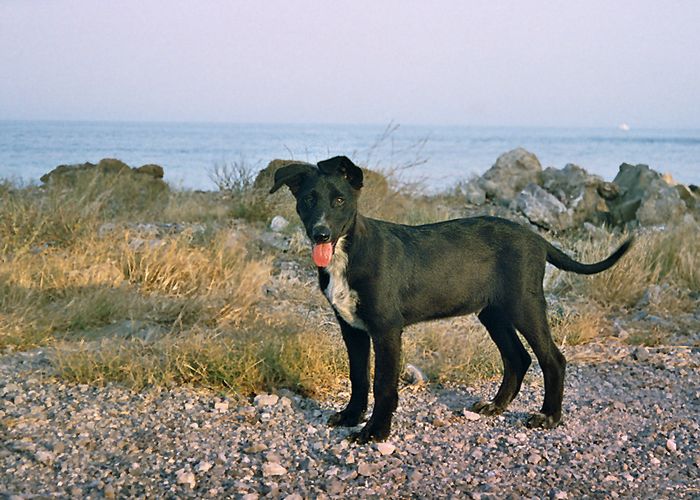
xmin=1 ymin=120 xmax=699 ymax=191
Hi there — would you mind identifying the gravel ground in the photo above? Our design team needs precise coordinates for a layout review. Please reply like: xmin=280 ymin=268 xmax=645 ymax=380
xmin=1 ymin=344 xmax=698 ymax=499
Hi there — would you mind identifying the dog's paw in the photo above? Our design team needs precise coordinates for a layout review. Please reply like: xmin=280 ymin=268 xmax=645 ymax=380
xmin=471 ymin=400 xmax=505 ymax=416
xmin=525 ymin=412 xmax=561 ymax=429
xmin=328 ymin=409 xmax=365 ymax=428
xmin=348 ymin=422 xmax=391 ymax=444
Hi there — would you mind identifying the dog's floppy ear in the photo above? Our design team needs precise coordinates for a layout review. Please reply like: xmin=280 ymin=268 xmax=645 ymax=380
xmin=317 ymin=156 xmax=364 ymax=190
xmin=269 ymin=163 xmax=316 ymax=195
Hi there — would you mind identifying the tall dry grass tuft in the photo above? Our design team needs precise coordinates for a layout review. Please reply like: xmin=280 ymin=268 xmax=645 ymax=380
xmin=549 ymin=221 xmax=700 ymax=310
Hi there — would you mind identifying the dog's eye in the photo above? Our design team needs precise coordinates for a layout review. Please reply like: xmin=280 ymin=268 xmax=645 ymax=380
xmin=334 ymin=197 xmax=345 ymax=207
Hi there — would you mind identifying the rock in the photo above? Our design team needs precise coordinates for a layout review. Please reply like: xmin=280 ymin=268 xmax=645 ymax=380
xmin=262 ymin=462 xmax=287 ymax=477
xmin=666 ymin=439 xmax=677 ymax=453
xmin=541 ymin=164 xmax=608 ymax=225
xmin=462 ymin=179 xmax=487 ymax=205
xmin=103 ymin=484 xmax=116 ymax=499
xmin=176 ymin=470 xmax=196 ymax=489
xmin=514 ymin=183 xmax=574 ymax=231
xmin=607 ymin=163 xmax=687 ymax=226
xmin=675 ymin=184 xmax=697 ymax=210
xmin=244 ymin=442 xmax=268 ymax=453
xmin=254 ymin=393 xmax=279 ymax=408
xmin=213 ymin=400 xmax=229 ymax=413
xmin=34 ymin=450 xmax=54 ymax=464
xmin=135 ymin=164 xmax=164 ymax=178
xmin=478 ymin=148 xmax=543 ymax=202
xmin=376 ymin=442 xmax=396 ymax=456
xmin=195 ymin=461 xmax=213 ymax=473
xmin=462 ymin=410 xmax=481 ymax=421
xmin=633 ymin=346 xmax=650 ymax=362
xmin=270 ymin=215 xmax=289 ymax=232
xmin=40 ymin=158 xmax=170 ymax=215
xmin=402 ymin=364 xmax=427 ymax=385
xmin=357 ymin=461 xmax=375 ymax=476
xmin=326 ymin=478 xmax=345 ymax=495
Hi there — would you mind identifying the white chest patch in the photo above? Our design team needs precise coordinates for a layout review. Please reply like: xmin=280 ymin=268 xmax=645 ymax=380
xmin=323 ymin=237 xmax=367 ymax=331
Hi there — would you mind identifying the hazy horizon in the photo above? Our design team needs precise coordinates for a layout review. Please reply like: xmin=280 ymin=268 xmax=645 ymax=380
xmin=1 ymin=1 xmax=699 ymax=129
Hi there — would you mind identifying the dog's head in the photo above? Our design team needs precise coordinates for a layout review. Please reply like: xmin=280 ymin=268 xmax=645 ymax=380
xmin=269 ymin=156 xmax=363 ymax=268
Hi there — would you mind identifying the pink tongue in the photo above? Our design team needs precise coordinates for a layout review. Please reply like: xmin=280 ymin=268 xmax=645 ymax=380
xmin=312 ymin=243 xmax=334 ymax=268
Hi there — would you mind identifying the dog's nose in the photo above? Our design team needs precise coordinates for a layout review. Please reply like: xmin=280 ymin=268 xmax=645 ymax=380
xmin=312 ymin=226 xmax=332 ymax=243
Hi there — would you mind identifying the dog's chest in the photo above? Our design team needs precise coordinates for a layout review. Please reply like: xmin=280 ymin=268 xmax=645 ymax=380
xmin=323 ymin=244 xmax=367 ymax=331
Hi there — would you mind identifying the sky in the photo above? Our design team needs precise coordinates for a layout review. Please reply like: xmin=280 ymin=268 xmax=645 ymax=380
xmin=1 ymin=1 xmax=699 ymax=128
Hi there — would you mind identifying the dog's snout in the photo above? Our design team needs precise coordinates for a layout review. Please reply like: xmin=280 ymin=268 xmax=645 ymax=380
xmin=312 ymin=226 xmax=332 ymax=243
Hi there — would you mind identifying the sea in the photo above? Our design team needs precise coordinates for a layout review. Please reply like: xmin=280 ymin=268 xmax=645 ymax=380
xmin=1 ymin=120 xmax=699 ymax=192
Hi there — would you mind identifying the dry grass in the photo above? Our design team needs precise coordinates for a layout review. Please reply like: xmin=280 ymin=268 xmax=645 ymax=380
xmin=3 ymin=159 xmax=699 ymax=397
xmin=548 ymin=221 xmax=700 ymax=310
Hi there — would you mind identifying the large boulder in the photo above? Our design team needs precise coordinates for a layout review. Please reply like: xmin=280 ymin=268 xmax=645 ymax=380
xmin=541 ymin=164 xmax=610 ymax=225
xmin=607 ymin=163 xmax=687 ymax=226
xmin=40 ymin=158 xmax=169 ymax=215
xmin=478 ymin=148 xmax=543 ymax=202
xmin=513 ymin=183 xmax=573 ymax=231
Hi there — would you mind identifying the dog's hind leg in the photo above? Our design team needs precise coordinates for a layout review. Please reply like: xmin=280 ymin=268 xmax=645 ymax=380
xmin=513 ymin=296 xmax=567 ymax=429
xmin=328 ymin=319 xmax=370 ymax=428
xmin=472 ymin=306 xmax=531 ymax=416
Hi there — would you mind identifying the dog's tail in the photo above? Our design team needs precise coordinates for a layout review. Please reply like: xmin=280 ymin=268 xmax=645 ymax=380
xmin=546 ymin=238 xmax=633 ymax=275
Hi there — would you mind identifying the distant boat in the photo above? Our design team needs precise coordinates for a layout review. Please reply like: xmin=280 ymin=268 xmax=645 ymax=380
xmin=618 ymin=123 xmax=630 ymax=131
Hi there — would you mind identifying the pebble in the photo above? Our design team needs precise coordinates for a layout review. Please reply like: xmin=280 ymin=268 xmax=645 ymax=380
xmin=262 ymin=462 xmax=287 ymax=477
xmin=463 ymin=410 xmax=482 ymax=421
xmin=377 ymin=442 xmax=396 ymax=456
xmin=176 ymin=470 xmax=196 ymax=489
xmin=254 ymin=394 xmax=279 ymax=408
xmin=666 ymin=439 xmax=677 ymax=453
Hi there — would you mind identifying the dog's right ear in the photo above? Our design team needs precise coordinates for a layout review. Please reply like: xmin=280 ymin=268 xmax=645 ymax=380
xmin=269 ymin=163 xmax=316 ymax=195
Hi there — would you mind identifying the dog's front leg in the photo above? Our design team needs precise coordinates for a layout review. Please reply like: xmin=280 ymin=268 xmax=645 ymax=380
xmin=328 ymin=319 xmax=370 ymax=427
xmin=351 ymin=327 xmax=402 ymax=443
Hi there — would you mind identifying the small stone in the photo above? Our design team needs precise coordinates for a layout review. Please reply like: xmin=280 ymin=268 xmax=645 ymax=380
xmin=463 ymin=410 xmax=481 ymax=421
xmin=528 ymin=453 xmax=541 ymax=465
xmin=634 ymin=346 xmax=650 ymax=362
xmin=270 ymin=215 xmax=289 ymax=232
xmin=254 ymin=394 xmax=279 ymax=408
xmin=376 ymin=442 xmax=396 ymax=456
xmin=196 ymin=461 xmax=213 ymax=473
xmin=550 ymin=490 xmax=568 ymax=500
xmin=666 ymin=439 xmax=677 ymax=453
xmin=357 ymin=461 xmax=374 ymax=476
xmin=35 ymin=450 xmax=54 ymax=464
xmin=242 ymin=494 xmax=259 ymax=500
xmin=432 ymin=417 xmax=448 ymax=427
xmin=603 ymin=474 xmax=617 ymax=482
xmin=326 ymin=479 xmax=345 ymax=495
xmin=244 ymin=442 xmax=268 ymax=453
xmin=262 ymin=462 xmax=287 ymax=476
xmin=214 ymin=401 xmax=229 ymax=413
xmin=176 ymin=470 xmax=196 ymax=489
xmin=650 ymin=456 xmax=661 ymax=466
xmin=103 ymin=485 xmax=116 ymax=499
xmin=471 ymin=448 xmax=484 ymax=460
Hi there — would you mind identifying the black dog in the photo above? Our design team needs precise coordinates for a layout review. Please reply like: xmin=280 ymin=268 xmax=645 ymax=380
xmin=270 ymin=156 xmax=632 ymax=443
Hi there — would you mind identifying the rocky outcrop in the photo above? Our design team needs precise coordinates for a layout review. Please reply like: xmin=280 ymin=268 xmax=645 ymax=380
xmin=607 ymin=164 xmax=688 ymax=226
xmin=40 ymin=158 xmax=169 ymax=215
xmin=478 ymin=148 xmax=543 ymax=202
xmin=466 ymin=151 xmax=698 ymax=230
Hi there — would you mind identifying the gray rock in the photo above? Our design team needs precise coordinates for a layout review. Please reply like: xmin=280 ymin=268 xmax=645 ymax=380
xmin=541 ymin=164 xmax=608 ymax=225
xmin=270 ymin=215 xmax=290 ymax=232
xmin=607 ymin=163 xmax=688 ymax=226
xmin=478 ymin=148 xmax=543 ymax=202
xmin=514 ymin=183 xmax=574 ymax=231
xmin=462 ymin=179 xmax=487 ymax=205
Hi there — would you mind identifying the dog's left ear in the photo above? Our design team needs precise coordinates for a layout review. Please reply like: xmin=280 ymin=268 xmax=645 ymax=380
xmin=269 ymin=163 xmax=316 ymax=195
xmin=317 ymin=156 xmax=364 ymax=190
